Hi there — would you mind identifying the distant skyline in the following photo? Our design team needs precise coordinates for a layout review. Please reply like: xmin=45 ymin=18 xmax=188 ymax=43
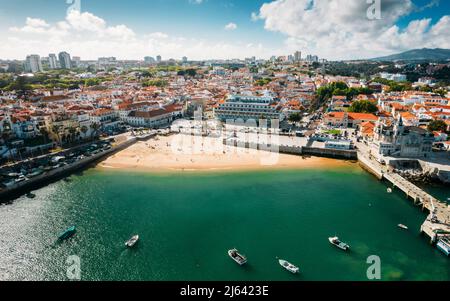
xmin=0 ymin=0 xmax=449 ymax=61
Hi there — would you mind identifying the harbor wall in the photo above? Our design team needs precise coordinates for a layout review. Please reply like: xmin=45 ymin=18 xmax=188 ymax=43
xmin=302 ymin=147 xmax=357 ymax=160
xmin=436 ymin=170 xmax=450 ymax=184
xmin=224 ymin=139 xmax=357 ymax=160
xmin=0 ymin=137 xmax=137 ymax=201
xmin=357 ymin=154 xmax=383 ymax=180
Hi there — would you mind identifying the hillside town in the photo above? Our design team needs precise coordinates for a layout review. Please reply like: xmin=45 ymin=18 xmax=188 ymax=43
xmin=1 ymin=52 xmax=450 ymax=187
xmin=2 ymin=0 xmax=450 ymax=285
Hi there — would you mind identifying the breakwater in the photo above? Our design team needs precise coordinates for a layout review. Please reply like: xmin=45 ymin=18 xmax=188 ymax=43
xmin=357 ymin=152 xmax=450 ymax=245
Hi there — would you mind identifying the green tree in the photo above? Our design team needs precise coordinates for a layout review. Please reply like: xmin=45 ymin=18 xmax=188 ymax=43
xmin=90 ymin=123 xmax=101 ymax=139
xmin=80 ymin=125 xmax=88 ymax=140
xmin=255 ymin=78 xmax=272 ymax=86
xmin=427 ymin=120 xmax=447 ymax=132
xmin=288 ymin=113 xmax=302 ymax=123
xmin=51 ymin=125 xmax=62 ymax=146
xmin=434 ymin=89 xmax=448 ymax=97
xmin=39 ymin=127 xmax=49 ymax=145
xmin=348 ymin=100 xmax=378 ymax=114
xmin=185 ymin=69 xmax=197 ymax=77
xmin=68 ymin=127 xmax=77 ymax=143
xmin=7 ymin=76 xmax=32 ymax=94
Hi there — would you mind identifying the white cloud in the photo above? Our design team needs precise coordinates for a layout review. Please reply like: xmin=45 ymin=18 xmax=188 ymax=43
xmin=25 ymin=17 xmax=50 ymax=28
xmin=251 ymin=12 xmax=261 ymax=22
xmin=146 ymin=32 xmax=169 ymax=39
xmin=257 ymin=0 xmax=450 ymax=60
xmin=6 ymin=1 xmax=446 ymax=62
xmin=0 ymin=11 xmax=277 ymax=60
xmin=224 ymin=22 xmax=237 ymax=31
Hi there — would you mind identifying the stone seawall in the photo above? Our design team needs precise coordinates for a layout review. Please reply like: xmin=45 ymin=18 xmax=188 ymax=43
xmin=224 ymin=139 xmax=357 ymax=160
xmin=357 ymin=153 xmax=384 ymax=180
xmin=302 ymin=147 xmax=357 ymax=160
xmin=0 ymin=137 xmax=137 ymax=201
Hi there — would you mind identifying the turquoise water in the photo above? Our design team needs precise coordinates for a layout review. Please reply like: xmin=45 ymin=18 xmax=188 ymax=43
xmin=0 ymin=165 xmax=449 ymax=281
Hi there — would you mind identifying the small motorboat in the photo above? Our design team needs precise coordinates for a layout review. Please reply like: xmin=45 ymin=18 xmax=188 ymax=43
xmin=26 ymin=192 xmax=36 ymax=199
xmin=437 ymin=237 xmax=450 ymax=256
xmin=125 ymin=235 xmax=139 ymax=248
xmin=58 ymin=226 xmax=76 ymax=241
xmin=387 ymin=188 xmax=393 ymax=193
xmin=398 ymin=224 xmax=408 ymax=230
xmin=278 ymin=259 xmax=299 ymax=274
xmin=328 ymin=236 xmax=350 ymax=251
xmin=228 ymin=249 xmax=247 ymax=266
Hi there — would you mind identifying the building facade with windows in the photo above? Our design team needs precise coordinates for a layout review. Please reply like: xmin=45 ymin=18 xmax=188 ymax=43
xmin=214 ymin=95 xmax=283 ymax=123
xmin=371 ymin=116 xmax=434 ymax=158
xmin=24 ymin=55 xmax=43 ymax=73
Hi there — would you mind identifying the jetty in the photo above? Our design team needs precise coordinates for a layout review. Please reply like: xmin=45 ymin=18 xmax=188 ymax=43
xmin=358 ymin=152 xmax=450 ymax=244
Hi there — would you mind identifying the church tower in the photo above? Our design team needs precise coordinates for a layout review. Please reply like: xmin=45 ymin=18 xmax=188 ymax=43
xmin=393 ymin=114 xmax=404 ymax=141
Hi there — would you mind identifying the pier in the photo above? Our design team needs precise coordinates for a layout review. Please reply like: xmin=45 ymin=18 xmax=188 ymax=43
xmin=358 ymin=152 xmax=450 ymax=244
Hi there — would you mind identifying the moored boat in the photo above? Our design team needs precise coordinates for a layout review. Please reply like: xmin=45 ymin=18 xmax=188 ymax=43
xmin=125 ymin=235 xmax=139 ymax=248
xmin=228 ymin=249 xmax=247 ymax=266
xmin=328 ymin=236 xmax=350 ymax=251
xmin=58 ymin=226 xmax=76 ymax=241
xmin=398 ymin=224 xmax=408 ymax=230
xmin=26 ymin=192 xmax=36 ymax=199
xmin=436 ymin=237 xmax=450 ymax=256
xmin=278 ymin=259 xmax=299 ymax=274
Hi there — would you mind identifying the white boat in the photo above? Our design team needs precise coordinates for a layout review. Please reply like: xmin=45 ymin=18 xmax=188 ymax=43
xmin=436 ymin=237 xmax=450 ymax=256
xmin=328 ymin=237 xmax=350 ymax=251
xmin=387 ymin=188 xmax=393 ymax=193
xmin=398 ymin=224 xmax=408 ymax=230
xmin=125 ymin=235 xmax=139 ymax=248
xmin=228 ymin=249 xmax=247 ymax=266
xmin=278 ymin=259 xmax=299 ymax=274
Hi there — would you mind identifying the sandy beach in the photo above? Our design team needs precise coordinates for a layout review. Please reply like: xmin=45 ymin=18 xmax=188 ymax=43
xmin=98 ymin=134 xmax=353 ymax=172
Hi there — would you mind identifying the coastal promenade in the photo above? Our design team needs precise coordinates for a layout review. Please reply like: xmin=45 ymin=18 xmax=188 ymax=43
xmin=0 ymin=133 xmax=142 ymax=201
xmin=357 ymin=151 xmax=450 ymax=244
xmin=223 ymin=134 xmax=358 ymax=160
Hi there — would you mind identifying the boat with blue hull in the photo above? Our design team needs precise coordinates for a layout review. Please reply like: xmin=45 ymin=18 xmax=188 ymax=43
xmin=58 ymin=226 xmax=76 ymax=241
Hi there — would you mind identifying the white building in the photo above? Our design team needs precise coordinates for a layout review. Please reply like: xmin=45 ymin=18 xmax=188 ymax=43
xmin=72 ymin=56 xmax=81 ymax=68
xmin=24 ymin=55 xmax=43 ymax=73
xmin=125 ymin=105 xmax=182 ymax=128
xmin=379 ymin=72 xmax=407 ymax=82
xmin=144 ymin=56 xmax=155 ymax=64
xmin=58 ymin=52 xmax=72 ymax=69
xmin=371 ymin=116 xmax=434 ymax=158
xmin=215 ymin=95 xmax=284 ymax=123
xmin=48 ymin=54 xmax=58 ymax=69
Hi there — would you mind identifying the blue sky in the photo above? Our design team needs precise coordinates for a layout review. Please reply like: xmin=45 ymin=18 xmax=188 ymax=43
xmin=0 ymin=0 xmax=449 ymax=60
xmin=0 ymin=0 xmax=282 ymax=46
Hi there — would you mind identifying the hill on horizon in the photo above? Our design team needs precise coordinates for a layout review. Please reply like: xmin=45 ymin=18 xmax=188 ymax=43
xmin=370 ymin=48 xmax=450 ymax=62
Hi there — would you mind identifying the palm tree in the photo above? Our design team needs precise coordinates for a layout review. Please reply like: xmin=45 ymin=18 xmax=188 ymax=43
xmin=1 ymin=121 xmax=16 ymax=162
xmin=1 ymin=131 xmax=15 ymax=163
xmin=39 ymin=127 xmax=48 ymax=145
xmin=80 ymin=125 xmax=88 ymax=140
xmin=90 ymin=123 xmax=100 ymax=140
xmin=68 ymin=127 xmax=77 ymax=143
xmin=51 ymin=125 xmax=62 ymax=146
